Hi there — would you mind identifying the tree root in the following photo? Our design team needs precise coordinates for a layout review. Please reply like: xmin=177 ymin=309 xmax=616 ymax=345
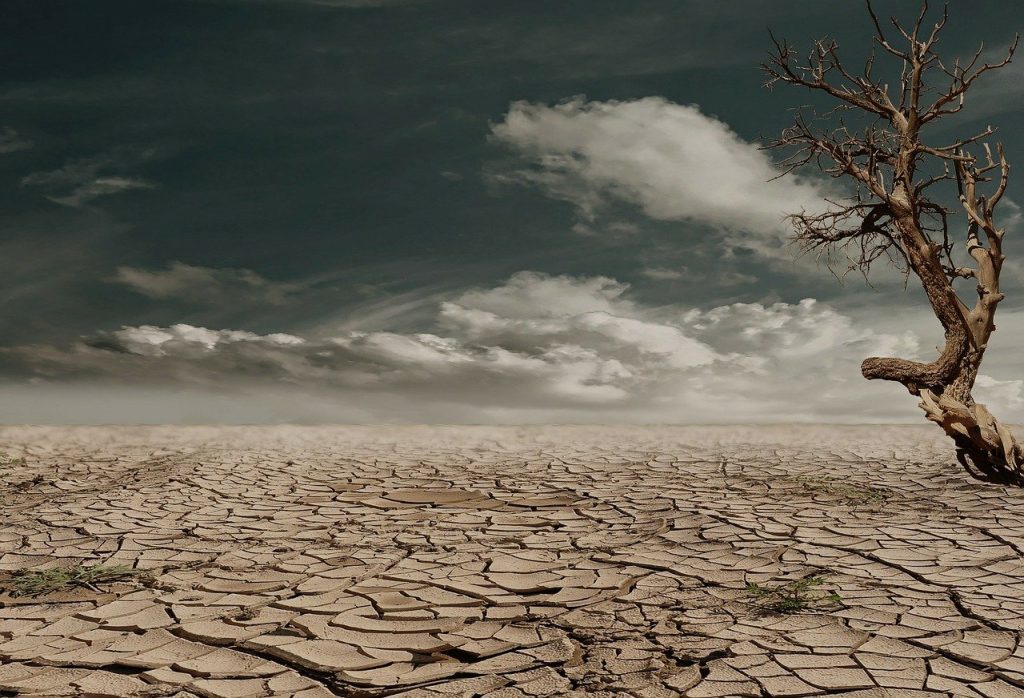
xmin=918 ymin=389 xmax=1024 ymax=484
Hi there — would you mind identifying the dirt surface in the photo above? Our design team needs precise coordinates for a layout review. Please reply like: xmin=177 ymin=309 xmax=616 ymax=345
xmin=1 ymin=425 xmax=1024 ymax=697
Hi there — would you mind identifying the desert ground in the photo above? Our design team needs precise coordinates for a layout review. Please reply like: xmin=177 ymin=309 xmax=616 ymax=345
xmin=1 ymin=425 xmax=1024 ymax=697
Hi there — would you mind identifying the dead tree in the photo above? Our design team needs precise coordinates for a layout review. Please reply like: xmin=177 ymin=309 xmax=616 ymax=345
xmin=764 ymin=2 xmax=1022 ymax=483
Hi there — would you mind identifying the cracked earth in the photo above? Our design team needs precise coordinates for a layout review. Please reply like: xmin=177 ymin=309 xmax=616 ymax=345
xmin=2 ymin=426 xmax=1024 ymax=697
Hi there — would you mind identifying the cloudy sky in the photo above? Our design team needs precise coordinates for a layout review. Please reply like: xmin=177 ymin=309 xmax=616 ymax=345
xmin=3 ymin=0 xmax=1024 ymax=424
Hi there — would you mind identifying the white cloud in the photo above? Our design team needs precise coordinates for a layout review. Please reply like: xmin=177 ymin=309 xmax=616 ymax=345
xmin=50 ymin=177 xmax=153 ymax=207
xmin=112 ymin=262 xmax=301 ymax=306
xmin=0 ymin=127 xmax=32 ymax=154
xmin=687 ymin=298 xmax=918 ymax=361
xmin=436 ymin=272 xmax=717 ymax=372
xmin=106 ymin=325 xmax=305 ymax=356
xmin=975 ymin=374 xmax=1024 ymax=411
xmin=642 ymin=266 xmax=757 ymax=286
xmin=491 ymin=97 xmax=830 ymax=253
xmin=447 ymin=270 xmax=632 ymax=319
xmin=642 ymin=268 xmax=685 ymax=281
xmin=1 ymin=270 xmax=980 ymax=424
xmin=21 ymin=152 xmax=156 ymax=207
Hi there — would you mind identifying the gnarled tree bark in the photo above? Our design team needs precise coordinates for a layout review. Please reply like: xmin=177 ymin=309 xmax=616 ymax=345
xmin=764 ymin=2 xmax=1022 ymax=483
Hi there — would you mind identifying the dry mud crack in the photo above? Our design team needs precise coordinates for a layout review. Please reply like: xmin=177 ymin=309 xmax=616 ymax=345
xmin=2 ymin=425 xmax=1024 ymax=697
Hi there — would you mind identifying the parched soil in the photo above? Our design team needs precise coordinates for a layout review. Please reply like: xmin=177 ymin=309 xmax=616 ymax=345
xmin=1 ymin=425 xmax=1023 ymax=697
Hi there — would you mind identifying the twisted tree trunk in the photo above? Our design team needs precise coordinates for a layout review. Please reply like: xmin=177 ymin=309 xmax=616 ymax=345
xmin=861 ymin=208 xmax=1023 ymax=483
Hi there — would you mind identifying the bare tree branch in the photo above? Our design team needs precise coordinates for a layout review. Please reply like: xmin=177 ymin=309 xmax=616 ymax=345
xmin=923 ymin=37 xmax=1019 ymax=122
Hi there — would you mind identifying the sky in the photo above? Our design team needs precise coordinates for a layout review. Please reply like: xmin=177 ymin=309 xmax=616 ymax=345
xmin=2 ymin=0 xmax=1024 ymax=424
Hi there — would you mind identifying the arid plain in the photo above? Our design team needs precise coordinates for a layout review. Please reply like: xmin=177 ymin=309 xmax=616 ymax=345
xmin=2 ymin=425 xmax=1024 ymax=697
